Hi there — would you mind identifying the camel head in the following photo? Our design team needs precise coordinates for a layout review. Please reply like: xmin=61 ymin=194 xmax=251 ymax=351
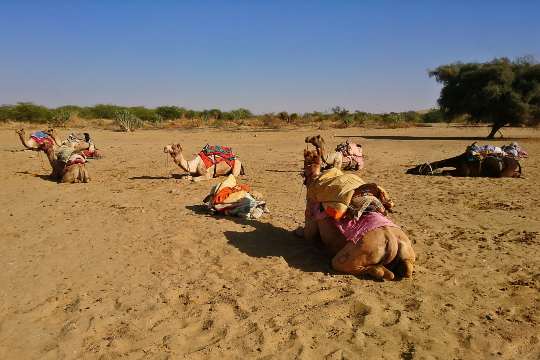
xmin=303 ymin=149 xmax=322 ymax=185
xmin=16 ymin=128 xmax=25 ymax=136
xmin=305 ymin=135 xmax=325 ymax=149
xmin=44 ymin=128 xmax=57 ymax=137
xmin=164 ymin=143 xmax=183 ymax=155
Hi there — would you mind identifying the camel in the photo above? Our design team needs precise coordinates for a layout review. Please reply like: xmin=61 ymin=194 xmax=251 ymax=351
xmin=164 ymin=144 xmax=244 ymax=182
xmin=299 ymin=149 xmax=415 ymax=280
xmin=305 ymin=135 xmax=343 ymax=169
xmin=305 ymin=135 xmax=364 ymax=171
xmin=16 ymin=128 xmax=60 ymax=151
xmin=406 ymin=152 xmax=522 ymax=177
xmin=40 ymin=142 xmax=90 ymax=183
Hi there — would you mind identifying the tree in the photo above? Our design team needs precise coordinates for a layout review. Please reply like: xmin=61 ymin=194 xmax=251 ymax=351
xmin=430 ymin=57 xmax=540 ymax=138
xmin=278 ymin=111 xmax=289 ymax=123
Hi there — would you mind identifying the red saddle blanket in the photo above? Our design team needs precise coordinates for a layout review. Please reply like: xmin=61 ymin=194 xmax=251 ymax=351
xmin=198 ymin=144 xmax=237 ymax=169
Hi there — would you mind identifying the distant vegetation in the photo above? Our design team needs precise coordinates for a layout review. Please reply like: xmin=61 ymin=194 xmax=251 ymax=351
xmin=0 ymin=102 xmax=450 ymax=130
xmin=2 ymin=57 xmax=538 ymax=135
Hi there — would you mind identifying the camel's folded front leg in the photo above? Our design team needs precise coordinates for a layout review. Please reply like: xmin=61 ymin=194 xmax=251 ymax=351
xmin=231 ymin=160 xmax=242 ymax=177
xmin=191 ymin=173 xmax=212 ymax=182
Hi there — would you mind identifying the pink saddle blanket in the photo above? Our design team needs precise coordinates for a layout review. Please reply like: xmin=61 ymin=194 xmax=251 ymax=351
xmin=310 ymin=202 xmax=396 ymax=244
xmin=333 ymin=212 xmax=397 ymax=244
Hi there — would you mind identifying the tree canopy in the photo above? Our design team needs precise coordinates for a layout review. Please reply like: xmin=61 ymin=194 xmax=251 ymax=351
xmin=430 ymin=57 xmax=540 ymax=138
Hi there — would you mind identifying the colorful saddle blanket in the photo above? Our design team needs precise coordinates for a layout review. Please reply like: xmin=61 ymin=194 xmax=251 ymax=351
xmin=66 ymin=153 xmax=86 ymax=167
xmin=309 ymin=202 xmax=397 ymax=244
xmin=336 ymin=142 xmax=364 ymax=170
xmin=30 ymin=131 xmax=54 ymax=146
xmin=199 ymin=144 xmax=237 ymax=169
xmin=467 ymin=142 xmax=528 ymax=160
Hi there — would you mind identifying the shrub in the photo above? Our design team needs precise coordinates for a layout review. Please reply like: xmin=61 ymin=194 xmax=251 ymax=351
xmin=341 ymin=114 xmax=355 ymax=127
xmin=129 ymin=106 xmax=162 ymax=123
xmin=230 ymin=108 xmax=253 ymax=120
xmin=88 ymin=104 xmax=126 ymax=119
xmin=155 ymin=106 xmax=185 ymax=120
xmin=0 ymin=105 xmax=14 ymax=122
xmin=421 ymin=108 xmax=445 ymax=123
xmin=114 ymin=110 xmax=142 ymax=132
xmin=10 ymin=102 xmax=52 ymax=123
xmin=51 ymin=109 xmax=72 ymax=127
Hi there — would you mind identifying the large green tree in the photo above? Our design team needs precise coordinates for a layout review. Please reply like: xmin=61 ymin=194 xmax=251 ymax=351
xmin=430 ymin=57 xmax=540 ymax=138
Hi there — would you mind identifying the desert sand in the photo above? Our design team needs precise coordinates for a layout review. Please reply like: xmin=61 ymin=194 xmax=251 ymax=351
xmin=0 ymin=125 xmax=539 ymax=359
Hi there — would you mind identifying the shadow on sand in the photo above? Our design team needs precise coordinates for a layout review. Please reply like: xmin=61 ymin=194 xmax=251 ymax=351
xmin=16 ymin=171 xmax=55 ymax=182
xmin=129 ymin=173 xmax=187 ymax=180
xmin=186 ymin=205 xmax=331 ymax=274
xmin=337 ymin=135 xmax=528 ymax=141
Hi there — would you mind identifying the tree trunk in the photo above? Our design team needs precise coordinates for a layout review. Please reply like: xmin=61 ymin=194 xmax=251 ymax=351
xmin=487 ymin=123 xmax=504 ymax=139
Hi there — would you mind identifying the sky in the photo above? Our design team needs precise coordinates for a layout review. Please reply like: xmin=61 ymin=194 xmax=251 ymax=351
xmin=0 ymin=1 xmax=539 ymax=114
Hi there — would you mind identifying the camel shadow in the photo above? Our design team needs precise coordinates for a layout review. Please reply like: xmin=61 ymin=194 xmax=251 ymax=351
xmin=185 ymin=205 xmax=331 ymax=273
xmin=129 ymin=173 xmax=187 ymax=180
xmin=15 ymin=171 xmax=55 ymax=182
xmin=338 ymin=135 xmax=527 ymax=141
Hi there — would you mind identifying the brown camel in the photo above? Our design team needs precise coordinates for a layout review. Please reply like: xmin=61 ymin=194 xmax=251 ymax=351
xmin=16 ymin=128 xmax=60 ymax=151
xmin=300 ymin=149 xmax=415 ymax=280
xmin=406 ymin=153 xmax=521 ymax=177
xmin=164 ymin=144 xmax=244 ymax=182
xmin=305 ymin=135 xmax=343 ymax=169
xmin=40 ymin=142 xmax=90 ymax=183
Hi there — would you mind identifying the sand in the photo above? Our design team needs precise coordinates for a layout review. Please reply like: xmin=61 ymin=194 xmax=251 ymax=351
xmin=0 ymin=125 xmax=539 ymax=359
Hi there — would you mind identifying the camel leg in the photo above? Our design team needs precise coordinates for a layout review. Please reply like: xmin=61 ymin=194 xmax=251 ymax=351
xmin=191 ymin=172 xmax=212 ymax=182
xmin=401 ymin=259 xmax=414 ymax=278
xmin=334 ymin=153 xmax=343 ymax=169
xmin=73 ymin=141 xmax=91 ymax=151
xmin=232 ymin=160 xmax=242 ymax=177
xmin=296 ymin=212 xmax=320 ymax=241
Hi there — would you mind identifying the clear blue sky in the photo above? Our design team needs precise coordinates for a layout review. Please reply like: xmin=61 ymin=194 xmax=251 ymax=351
xmin=1 ymin=1 xmax=538 ymax=114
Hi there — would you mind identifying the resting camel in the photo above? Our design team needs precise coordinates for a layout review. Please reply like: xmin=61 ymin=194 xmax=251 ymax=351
xmin=16 ymin=128 xmax=60 ymax=151
xmin=406 ymin=152 xmax=521 ymax=177
xmin=299 ymin=149 xmax=415 ymax=280
xmin=164 ymin=144 xmax=244 ymax=182
xmin=40 ymin=142 xmax=90 ymax=183
xmin=305 ymin=135 xmax=343 ymax=169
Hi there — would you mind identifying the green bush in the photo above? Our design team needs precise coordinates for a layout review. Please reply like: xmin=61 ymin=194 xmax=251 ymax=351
xmin=51 ymin=109 xmax=72 ymax=127
xmin=230 ymin=108 xmax=252 ymax=120
xmin=88 ymin=104 xmax=126 ymax=119
xmin=422 ymin=108 xmax=445 ymax=123
xmin=10 ymin=102 xmax=52 ymax=123
xmin=156 ymin=106 xmax=185 ymax=120
xmin=0 ymin=105 xmax=14 ymax=122
xmin=129 ymin=106 xmax=162 ymax=122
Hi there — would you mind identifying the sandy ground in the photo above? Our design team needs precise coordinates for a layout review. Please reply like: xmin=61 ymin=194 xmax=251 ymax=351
xmin=0 ymin=125 xmax=539 ymax=359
